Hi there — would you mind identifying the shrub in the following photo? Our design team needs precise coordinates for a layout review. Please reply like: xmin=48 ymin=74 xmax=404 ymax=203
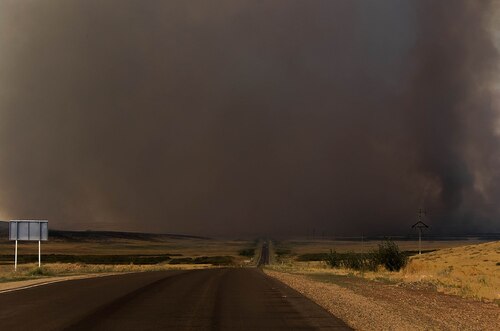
xmin=324 ymin=241 xmax=409 ymax=272
xmin=275 ymin=248 xmax=291 ymax=257
xmin=377 ymin=239 xmax=408 ymax=271
xmin=343 ymin=252 xmax=364 ymax=270
xmin=344 ymin=252 xmax=379 ymax=272
xmin=325 ymin=250 xmax=342 ymax=268
xmin=363 ymin=252 xmax=379 ymax=272
xmin=297 ymin=253 xmax=329 ymax=261
xmin=193 ymin=256 xmax=234 ymax=265
xmin=169 ymin=257 xmax=193 ymax=264
xmin=27 ymin=267 xmax=52 ymax=276
xmin=325 ymin=251 xmax=378 ymax=271
xmin=169 ymin=256 xmax=234 ymax=265
xmin=238 ymin=248 xmax=255 ymax=257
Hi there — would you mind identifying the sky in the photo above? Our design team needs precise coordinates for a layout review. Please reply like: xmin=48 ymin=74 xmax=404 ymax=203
xmin=0 ymin=0 xmax=499 ymax=237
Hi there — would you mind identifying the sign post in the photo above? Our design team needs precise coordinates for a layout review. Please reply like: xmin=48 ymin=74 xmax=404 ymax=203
xmin=38 ymin=240 xmax=41 ymax=267
xmin=9 ymin=220 xmax=48 ymax=271
xmin=15 ymin=239 xmax=18 ymax=271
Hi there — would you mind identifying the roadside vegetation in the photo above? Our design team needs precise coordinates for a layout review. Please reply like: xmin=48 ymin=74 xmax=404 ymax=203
xmin=0 ymin=254 xmax=177 ymax=265
xmin=324 ymin=240 xmax=408 ymax=272
xmin=264 ymin=269 xmax=500 ymax=331
xmin=275 ymin=248 xmax=292 ymax=260
xmin=0 ymin=253 xmax=235 ymax=266
xmin=169 ymin=256 xmax=234 ymax=265
xmin=403 ymin=241 xmax=500 ymax=302
xmin=0 ymin=235 xmax=259 ymax=288
xmin=238 ymin=248 xmax=255 ymax=257
xmin=268 ymin=239 xmax=500 ymax=302
xmin=0 ymin=262 xmax=215 ymax=287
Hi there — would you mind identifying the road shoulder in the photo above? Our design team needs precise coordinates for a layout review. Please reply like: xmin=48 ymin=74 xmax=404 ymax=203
xmin=264 ymin=269 xmax=500 ymax=331
xmin=0 ymin=273 xmax=122 ymax=293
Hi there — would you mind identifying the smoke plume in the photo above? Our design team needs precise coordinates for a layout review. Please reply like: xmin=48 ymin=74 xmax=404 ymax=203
xmin=0 ymin=0 xmax=498 ymax=236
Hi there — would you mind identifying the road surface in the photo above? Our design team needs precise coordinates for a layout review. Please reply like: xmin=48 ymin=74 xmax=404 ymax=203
xmin=258 ymin=241 xmax=270 ymax=266
xmin=0 ymin=268 xmax=351 ymax=330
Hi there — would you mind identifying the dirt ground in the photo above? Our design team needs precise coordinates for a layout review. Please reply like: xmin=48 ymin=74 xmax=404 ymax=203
xmin=273 ymin=240 xmax=500 ymax=302
xmin=265 ymin=269 xmax=500 ymax=331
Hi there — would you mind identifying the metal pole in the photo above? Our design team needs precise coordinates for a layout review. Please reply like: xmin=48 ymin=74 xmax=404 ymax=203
xmin=38 ymin=240 xmax=41 ymax=268
xmin=418 ymin=228 xmax=422 ymax=255
xmin=15 ymin=240 xmax=18 ymax=271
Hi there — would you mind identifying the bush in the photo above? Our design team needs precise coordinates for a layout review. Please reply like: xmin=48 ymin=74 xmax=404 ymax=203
xmin=362 ymin=252 xmax=379 ymax=272
xmin=27 ymin=267 xmax=52 ymax=276
xmin=275 ymin=248 xmax=291 ymax=257
xmin=238 ymin=248 xmax=255 ymax=257
xmin=169 ymin=256 xmax=234 ymax=266
xmin=325 ymin=251 xmax=378 ymax=271
xmin=297 ymin=253 xmax=329 ymax=261
xmin=377 ymin=240 xmax=408 ymax=271
xmin=169 ymin=257 xmax=193 ymax=264
xmin=324 ymin=240 xmax=407 ymax=272
xmin=193 ymin=256 xmax=234 ymax=265
xmin=325 ymin=250 xmax=342 ymax=268
xmin=343 ymin=252 xmax=364 ymax=270
xmin=344 ymin=252 xmax=379 ymax=272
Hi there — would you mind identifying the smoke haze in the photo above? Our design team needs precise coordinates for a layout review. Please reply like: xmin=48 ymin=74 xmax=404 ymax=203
xmin=0 ymin=0 xmax=499 ymax=236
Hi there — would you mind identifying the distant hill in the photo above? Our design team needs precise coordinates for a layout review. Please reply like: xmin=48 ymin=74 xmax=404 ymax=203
xmin=48 ymin=230 xmax=210 ymax=242
xmin=0 ymin=222 xmax=209 ymax=242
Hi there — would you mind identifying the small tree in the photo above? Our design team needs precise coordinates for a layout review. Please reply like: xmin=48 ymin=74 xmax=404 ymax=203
xmin=377 ymin=239 xmax=408 ymax=271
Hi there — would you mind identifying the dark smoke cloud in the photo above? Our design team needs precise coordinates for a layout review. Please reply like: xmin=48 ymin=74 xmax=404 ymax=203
xmin=0 ymin=0 xmax=498 ymax=236
xmin=408 ymin=0 xmax=500 ymax=233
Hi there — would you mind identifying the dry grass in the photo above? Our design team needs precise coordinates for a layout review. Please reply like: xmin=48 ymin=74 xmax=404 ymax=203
xmin=1 ymin=262 xmax=210 ymax=276
xmin=0 ymin=262 xmax=215 ymax=292
xmin=401 ymin=241 xmax=500 ymax=301
xmin=0 ymin=237 xmax=257 ymax=287
xmin=276 ymin=238 xmax=486 ymax=254
xmin=265 ymin=269 xmax=500 ymax=331
xmin=0 ymin=262 xmax=214 ymax=284
xmin=0 ymin=237 xmax=253 ymax=257
xmin=271 ymin=240 xmax=500 ymax=302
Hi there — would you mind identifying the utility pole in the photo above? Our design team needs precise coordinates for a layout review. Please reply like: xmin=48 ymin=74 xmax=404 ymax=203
xmin=412 ymin=208 xmax=429 ymax=255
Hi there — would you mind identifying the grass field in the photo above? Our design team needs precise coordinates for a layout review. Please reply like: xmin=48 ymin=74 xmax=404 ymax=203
xmin=269 ymin=239 xmax=500 ymax=302
xmin=0 ymin=237 xmax=255 ymax=257
xmin=273 ymin=238 xmax=488 ymax=255
xmin=0 ymin=230 xmax=259 ymax=284
xmin=1 ymin=229 xmax=498 ymax=303
xmin=403 ymin=241 xmax=499 ymax=301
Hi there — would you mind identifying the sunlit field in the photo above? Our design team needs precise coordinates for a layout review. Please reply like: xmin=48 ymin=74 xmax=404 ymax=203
xmin=269 ymin=239 xmax=500 ymax=302
xmin=404 ymin=241 xmax=500 ymax=301
xmin=0 ymin=232 xmax=259 ymax=287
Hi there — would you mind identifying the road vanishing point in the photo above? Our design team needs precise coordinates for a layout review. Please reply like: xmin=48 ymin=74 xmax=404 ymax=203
xmin=0 ymin=245 xmax=351 ymax=330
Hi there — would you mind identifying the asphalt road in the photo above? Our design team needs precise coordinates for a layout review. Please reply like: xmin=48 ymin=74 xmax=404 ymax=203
xmin=258 ymin=241 xmax=270 ymax=266
xmin=0 ymin=268 xmax=351 ymax=330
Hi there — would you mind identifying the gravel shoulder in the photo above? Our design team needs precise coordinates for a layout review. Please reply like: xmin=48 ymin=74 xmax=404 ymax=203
xmin=264 ymin=269 xmax=500 ymax=330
